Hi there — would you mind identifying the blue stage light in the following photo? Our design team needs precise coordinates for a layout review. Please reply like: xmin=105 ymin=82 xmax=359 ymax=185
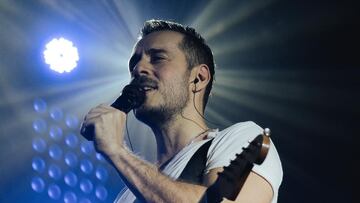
xmin=31 ymin=98 xmax=119 ymax=201
xmin=32 ymin=137 xmax=47 ymax=153
xmin=81 ymin=141 xmax=95 ymax=155
xmin=64 ymin=191 xmax=77 ymax=203
xmin=80 ymin=159 xmax=94 ymax=174
xmin=43 ymin=37 xmax=79 ymax=74
xmin=32 ymin=157 xmax=46 ymax=173
xmin=79 ymin=178 xmax=93 ymax=194
xmin=64 ymin=171 xmax=78 ymax=187
xmin=65 ymin=114 xmax=79 ymax=129
xmin=95 ymin=166 xmax=108 ymax=182
xmin=64 ymin=151 xmax=78 ymax=168
xmin=49 ymin=144 xmax=63 ymax=160
xmin=49 ymin=107 xmax=63 ymax=121
xmin=49 ymin=125 xmax=63 ymax=141
xmin=48 ymin=183 xmax=62 ymax=200
xmin=48 ymin=164 xmax=62 ymax=180
xmin=33 ymin=98 xmax=47 ymax=113
xmin=95 ymin=185 xmax=108 ymax=201
xmin=96 ymin=153 xmax=106 ymax=162
xmin=32 ymin=119 xmax=47 ymax=134
xmin=65 ymin=133 xmax=79 ymax=148
xmin=31 ymin=176 xmax=45 ymax=193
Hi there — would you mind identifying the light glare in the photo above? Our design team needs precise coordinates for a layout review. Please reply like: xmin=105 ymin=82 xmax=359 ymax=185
xmin=43 ymin=37 xmax=79 ymax=73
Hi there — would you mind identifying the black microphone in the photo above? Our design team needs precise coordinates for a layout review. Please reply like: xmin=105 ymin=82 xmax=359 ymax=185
xmin=111 ymin=82 xmax=146 ymax=113
xmin=81 ymin=81 xmax=145 ymax=141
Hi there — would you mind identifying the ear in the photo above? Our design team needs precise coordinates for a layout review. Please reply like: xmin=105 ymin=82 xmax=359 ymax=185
xmin=191 ymin=64 xmax=211 ymax=93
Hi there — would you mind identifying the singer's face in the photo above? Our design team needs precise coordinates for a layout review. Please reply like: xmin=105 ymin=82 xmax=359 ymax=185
xmin=129 ymin=31 xmax=192 ymax=124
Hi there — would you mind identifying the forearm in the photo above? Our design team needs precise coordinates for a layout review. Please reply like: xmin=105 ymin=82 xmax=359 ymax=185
xmin=108 ymin=147 xmax=207 ymax=203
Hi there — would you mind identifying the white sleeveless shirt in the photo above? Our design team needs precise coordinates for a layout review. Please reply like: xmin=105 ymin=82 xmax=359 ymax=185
xmin=115 ymin=121 xmax=283 ymax=203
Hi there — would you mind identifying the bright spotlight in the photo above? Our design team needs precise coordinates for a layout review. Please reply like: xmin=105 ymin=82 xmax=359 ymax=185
xmin=43 ymin=37 xmax=79 ymax=73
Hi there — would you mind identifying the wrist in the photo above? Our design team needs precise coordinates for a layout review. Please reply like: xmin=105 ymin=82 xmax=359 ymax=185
xmin=106 ymin=145 xmax=128 ymax=161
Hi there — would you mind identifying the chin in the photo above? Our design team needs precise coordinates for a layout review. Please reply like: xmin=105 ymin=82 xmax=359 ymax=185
xmin=134 ymin=105 xmax=156 ymax=124
xmin=133 ymin=105 xmax=169 ymax=127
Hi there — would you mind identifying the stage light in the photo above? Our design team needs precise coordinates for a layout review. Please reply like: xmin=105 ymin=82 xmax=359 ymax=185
xmin=64 ymin=191 xmax=78 ymax=203
xmin=43 ymin=37 xmax=79 ymax=73
xmin=31 ymin=98 xmax=113 ymax=202
xmin=95 ymin=185 xmax=108 ymax=200
xmin=65 ymin=133 xmax=79 ymax=148
xmin=80 ymin=159 xmax=94 ymax=174
xmin=65 ymin=114 xmax=79 ymax=129
xmin=33 ymin=98 xmax=47 ymax=113
xmin=32 ymin=119 xmax=47 ymax=134
xmin=48 ymin=183 xmax=62 ymax=200
xmin=64 ymin=151 xmax=78 ymax=168
xmin=80 ymin=178 xmax=93 ymax=194
xmin=31 ymin=176 xmax=46 ymax=193
xmin=48 ymin=164 xmax=62 ymax=180
xmin=81 ymin=141 xmax=95 ymax=155
xmin=48 ymin=144 xmax=63 ymax=160
xmin=32 ymin=137 xmax=47 ymax=153
xmin=49 ymin=107 xmax=63 ymax=121
xmin=96 ymin=153 xmax=106 ymax=162
xmin=49 ymin=125 xmax=63 ymax=141
xmin=95 ymin=166 xmax=109 ymax=182
xmin=32 ymin=157 xmax=46 ymax=173
xmin=64 ymin=171 xmax=78 ymax=187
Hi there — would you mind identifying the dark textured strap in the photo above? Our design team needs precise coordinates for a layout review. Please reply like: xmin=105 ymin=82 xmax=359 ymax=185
xmin=178 ymin=138 xmax=214 ymax=184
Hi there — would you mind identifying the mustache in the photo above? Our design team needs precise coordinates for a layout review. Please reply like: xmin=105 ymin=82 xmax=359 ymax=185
xmin=130 ymin=75 xmax=158 ymax=88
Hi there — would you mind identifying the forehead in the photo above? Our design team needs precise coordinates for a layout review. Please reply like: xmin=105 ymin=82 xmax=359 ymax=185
xmin=133 ymin=31 xmax=184 ymax=53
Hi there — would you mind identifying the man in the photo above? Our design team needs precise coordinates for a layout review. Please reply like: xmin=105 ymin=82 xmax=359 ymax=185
xmin=81 ymin=20 xmax=283 ymax=203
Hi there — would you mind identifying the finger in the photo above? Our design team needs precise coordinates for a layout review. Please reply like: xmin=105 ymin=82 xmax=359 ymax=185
xmin=84 ymin=105 xmax=113 ymax=120
xmin=80 ymin=115 xmax=101 ymax=140
xmin=96 ymin=103 xmax=118 ymax=111
xmin=88 ymin=104 xmax=118 ymax=118
xmin=97 ymin=103 xmax=120 ymax=112
xmin=84 ymin=113 xmax=102 ymax=122
xmin=88 ymin=105 xmax=110 ymax=114
xmin=80 ymin=115 xmax=103 ymax=140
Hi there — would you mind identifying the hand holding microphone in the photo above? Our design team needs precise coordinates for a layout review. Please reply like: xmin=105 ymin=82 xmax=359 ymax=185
xmin=80 ymin=79 xmax=146 ymax=143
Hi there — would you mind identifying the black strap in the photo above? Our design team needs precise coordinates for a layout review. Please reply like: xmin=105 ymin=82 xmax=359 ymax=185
xmin=134 ymin=139 xmax=214 ymax=203
xmin=178 ymin=138 xmax=214 ymax=184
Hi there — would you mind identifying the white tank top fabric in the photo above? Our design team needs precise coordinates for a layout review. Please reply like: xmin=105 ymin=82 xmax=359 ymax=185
xmin=115 ymin=121 xmax=283 ymax=203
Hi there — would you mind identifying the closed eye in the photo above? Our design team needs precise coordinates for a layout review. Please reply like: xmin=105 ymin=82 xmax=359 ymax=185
xmin=150 ymin=55 xmax=166 ymax=63
xmin=147 ymin=48 xmax=168 ymax=64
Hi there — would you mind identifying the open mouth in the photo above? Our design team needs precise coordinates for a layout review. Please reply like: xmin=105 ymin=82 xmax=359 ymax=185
xmin=142 ymin=85 xmax=157 ymax=92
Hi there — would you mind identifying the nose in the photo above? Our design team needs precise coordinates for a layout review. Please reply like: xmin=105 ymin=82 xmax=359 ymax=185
xmin=132 ymin=57 xmax=152 ymax=78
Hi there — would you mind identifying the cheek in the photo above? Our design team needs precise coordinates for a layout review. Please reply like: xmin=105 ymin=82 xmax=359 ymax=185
xmin=155 ymin=64 xmax=190 ymax=92
xmin=157 ymin=68 xmax=173 ymax=80
xmin=156 ymin=71 xmax=176 ymax=90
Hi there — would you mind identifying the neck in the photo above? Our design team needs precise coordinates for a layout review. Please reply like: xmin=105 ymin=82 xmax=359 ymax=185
xmin=150 ymin=110 xmax=209 ymax=166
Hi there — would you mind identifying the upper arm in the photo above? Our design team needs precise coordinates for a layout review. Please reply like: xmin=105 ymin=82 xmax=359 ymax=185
xmin=203 ymin=167 xmax=273 ymax=203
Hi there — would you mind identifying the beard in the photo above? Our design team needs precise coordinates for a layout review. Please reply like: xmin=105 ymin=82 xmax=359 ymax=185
xmin=134 ymin=73 xmax=190 ymax=127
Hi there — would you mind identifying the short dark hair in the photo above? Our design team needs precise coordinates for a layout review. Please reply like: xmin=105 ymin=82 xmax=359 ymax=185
xmin=140 ymin=19 xmax=215 ymax=110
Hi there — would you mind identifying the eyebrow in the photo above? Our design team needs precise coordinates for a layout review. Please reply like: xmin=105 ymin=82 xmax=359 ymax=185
xmin=128 ymin=48 xmax=169 ymax=71
xmin=145 ymin=48 xmax=168 ymax=55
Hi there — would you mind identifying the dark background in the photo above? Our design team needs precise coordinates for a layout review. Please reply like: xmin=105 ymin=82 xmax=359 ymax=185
xmin=0 ymin=0 xmax=358 ymax=202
